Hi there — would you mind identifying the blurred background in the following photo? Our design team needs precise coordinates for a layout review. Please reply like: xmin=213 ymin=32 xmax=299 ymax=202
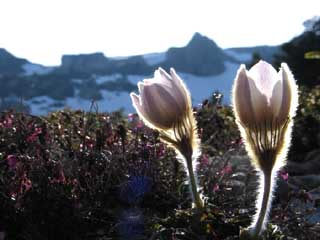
xmin=0 ymin=0 xmax=319 ymax=114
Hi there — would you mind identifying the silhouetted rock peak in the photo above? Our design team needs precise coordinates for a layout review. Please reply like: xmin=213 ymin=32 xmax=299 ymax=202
xmin=0 ymin=48 xmax=26 ymax=62
xmin=0 ymin=48 xmax=13 ymax=59
xmin=62 ymin=52 xmax=108 ymax=62
xmin=163 ymin=32 xmax=227 ymax=75
xmin=187 ymin=32 xmax=219 ymax=49
xmin=59 ymin=52 xmax=152 ymax=75
xmin=0 ymin=48 xmax=28 ymax=75
xmin=60 ymin=52 xmax=110 ymax=74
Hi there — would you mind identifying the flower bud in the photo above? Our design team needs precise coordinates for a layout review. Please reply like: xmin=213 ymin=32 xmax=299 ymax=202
xmin=130 ymin=67 xmax=190 ymax=130
xmin=233 ymin=61 xmax=297 ymax=129
xmin=232 ymin=60 xmax=298 ymax=171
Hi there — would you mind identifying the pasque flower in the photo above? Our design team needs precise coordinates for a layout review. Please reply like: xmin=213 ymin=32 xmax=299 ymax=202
xmin=233 ymin=60 xmax=298 ymax=238
xmin=131 ymin=68 xmax=190 ymax=130
xmin=130 ymin=68 xmax=203 ymax=208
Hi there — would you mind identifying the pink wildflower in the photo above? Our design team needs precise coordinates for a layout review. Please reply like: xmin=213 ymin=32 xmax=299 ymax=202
xmin=6 ymin=155 xmax=17 ymax=169
xmin=213 ymin=184 xmax=220 ymax=192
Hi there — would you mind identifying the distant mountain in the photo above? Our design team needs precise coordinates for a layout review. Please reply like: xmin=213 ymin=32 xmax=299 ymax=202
xmin=60 ymin=53 xmax=111 ymax=75
xmin=57 ymin=32 xmax=232 ymax=76
xmin=58 ymin=53 xmax=152 ymax=76
xmin=0 ymin=33 xmax=281 ymax=115
xmin=161 ymin=33 xmax=233 ymax=75
xmin=0 ymin=48 xmax=28 ymax=75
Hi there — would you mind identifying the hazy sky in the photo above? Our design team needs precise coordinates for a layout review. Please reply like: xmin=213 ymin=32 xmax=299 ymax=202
xmin=0 ymin=0 xmax=319 ymax=65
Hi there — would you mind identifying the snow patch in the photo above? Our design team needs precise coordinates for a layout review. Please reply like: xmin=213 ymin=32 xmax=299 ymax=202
xmin=26 ymin=96 xmax=60 ymax=115
xmin=95 ymin=74 xmax=123 ymax=84
xmin=65 ymin=90 xmax=135 ymax=113
xmin=178 ymin=61 xmax=238 ymax=106
xmin=127 ymin=75 xmax=148 ymax=84
xmin=224 ymin=49 xmax=252 ymax=62
xmin=71 ymin=79 xmax=83 ymax=84
xmin=22 ymin=63 xmax=54 ymax=76
xmin=143 ymin=52 xmax=166 ymax=66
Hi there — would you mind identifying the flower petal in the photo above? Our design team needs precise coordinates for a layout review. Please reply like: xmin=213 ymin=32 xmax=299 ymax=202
xmin=233 ymin=65 xmax=255 ymax=126
xmin=280 ymin=63 xmax=298 ymax=120
xmin=138 ymin=81 xmax=144 ymax=92
xmin=248 ymin=60 xmax=278 ymax=102
xmin=152 ymin=68 xmax=172 ymax=88
xmin=137 ymin=81 xmax=159 ymax=128
xmin=142 ymin=83 xmax=180 ymax=129
xmin=156 ymin=68 xmax=179 ymax=97
xmin=130 ymin=93 xmax=147 ymax=120
xmin=247 ymin=75 xmax=270 ymax=124
xmin=270 ymin=79 xmax=283 ymax=120
xmin=169 ymin=68 xmax=191 ymax=108
xmin=130 ymin=93 xmax=146 ymax=117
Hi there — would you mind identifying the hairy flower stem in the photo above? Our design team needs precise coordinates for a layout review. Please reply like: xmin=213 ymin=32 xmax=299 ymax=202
xmin=184 ymin=153 xmax=203 ymax=209
xmin=251 ymin=170 xmax=273 ymax=237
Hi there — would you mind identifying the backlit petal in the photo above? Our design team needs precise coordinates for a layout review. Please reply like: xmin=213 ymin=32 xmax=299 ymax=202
xmin=247 ymin=75 xmax=271 ymax=124
xmin=281 ymin=63 xmax=298 ymax=118
xmin=270 ymin=79 xmax=283 ymax=119
xmin=130 ymin=93 xmax=150 ymax=124
xmin=233 ymin=65 xmax=255 ymax=126
xmin=157 ymin=68 xmax=184 ymax=104
xmin=153 ymin=68 xmax=172 ymax=88
xmin=248 ymin=61 xmax=278 ymax=102
xmin=142 ymin=83 xmax=180 ymax=129
xmin=170 ymin=68 xmax=190 ymax=109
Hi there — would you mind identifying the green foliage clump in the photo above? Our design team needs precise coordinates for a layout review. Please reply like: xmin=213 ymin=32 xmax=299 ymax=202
xmin=196 ymin=92 xmax=240 ymax=156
